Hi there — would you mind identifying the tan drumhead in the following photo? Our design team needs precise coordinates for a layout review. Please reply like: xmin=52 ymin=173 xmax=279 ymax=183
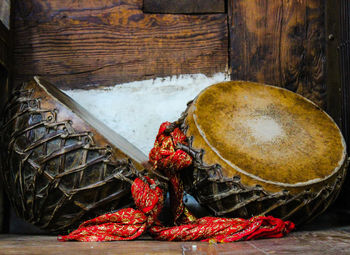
xmin=191 ymin=81 xmax=346 ymax=187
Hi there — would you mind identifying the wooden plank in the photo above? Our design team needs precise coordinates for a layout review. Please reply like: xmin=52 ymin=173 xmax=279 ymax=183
xmin=332 ymin=0 xmax=350 ymax=210
xmin=229 ymin=0 xmax=326 ymax=108
xmin=0 ymin=0 xmax=12 ymax=234
xmin=0 ymin=0 xmax=12 ymax=111
xmin=338 ymin=0 xmax=350 ymax=153
xmin=143 ymin=0 xmax=225 ymax=14
xmin=0 ymin=36 xmax=10 ymax=70
xmin=0 ymin=0 xmax=11 ymax=69
xmin=326 ymin=1 xmax=341 ymax=126
xmin=0 ymin=190 xmax=9 ymax=233
xmin=13 ymin=0 xmax=228 ymax=89
xmin=0 ymin=191 xmax=3 ymax=233
xmin=0 ymin=0 xmax=10 ymax=29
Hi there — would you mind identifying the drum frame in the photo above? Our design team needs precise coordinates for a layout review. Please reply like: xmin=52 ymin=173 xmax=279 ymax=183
xmin=178 ymin=84 xmax=349 ymax=225
xmin=0 ymin=78 xmax=144 ymax=232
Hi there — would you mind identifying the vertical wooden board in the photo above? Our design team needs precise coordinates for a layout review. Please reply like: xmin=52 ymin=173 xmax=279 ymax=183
xmin=0 ymin=0 xmax=12 ymax=114
xmin=229 ymin=1 xmax=282 ymax=85
xmin=338 ymin=0 xmax=350 ymax=149
xmin=325 ymin=0 xmax=341 ymax=126
xmin=13 ymin=0 xmax=228 ymax=89
xmin=332 ymin=0 xmax=350 ymax=209
xmin=0 ymin=0 xmax=12 ymax=234
xmin=280 ymin=0 xmax=326 ymax=107
xmin=0 ymin=191 xmax=3 ymax=232
xmin=0 ymin=190 xmax=8 ymax=233
xmin=229 ymin=0 xmax=326 ymax=108
xmin=0 ymin=0 xmax=10 ymax=29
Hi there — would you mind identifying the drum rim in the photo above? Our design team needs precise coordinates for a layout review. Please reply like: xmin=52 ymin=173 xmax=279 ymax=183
xmin=189 ymin=80 xmax=347 ymax=188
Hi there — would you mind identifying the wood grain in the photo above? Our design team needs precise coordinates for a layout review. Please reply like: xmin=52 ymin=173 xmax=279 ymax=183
xmin=13 ymin=0 xmax=228 ymax=89
xmin=0 ymin=0 xmax=10 ymax=29
xmin=0 ymin=191 xmax=3 ymax=233
xmin=0 ymin=18 xmax=11 ymax=70
xmin=0 ymin=3 xmax=11 ymax=233
xmin=326 ymin=0 xmax=341 ymax=125
xmin=229 ymin=0 xmax=326 ymax=107
xmin=143 ymin=0 xmax=225 ymax=14
xmin=332 ymin=0 xmax=350 ymax=209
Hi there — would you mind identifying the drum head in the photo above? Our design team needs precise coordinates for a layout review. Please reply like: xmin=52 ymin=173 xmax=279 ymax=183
xmin=191 ymin=81 xmax=346 ymax=186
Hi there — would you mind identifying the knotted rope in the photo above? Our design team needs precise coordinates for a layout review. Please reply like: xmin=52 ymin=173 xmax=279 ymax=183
xmin=58 ymin=122 xmax=294 ymax=243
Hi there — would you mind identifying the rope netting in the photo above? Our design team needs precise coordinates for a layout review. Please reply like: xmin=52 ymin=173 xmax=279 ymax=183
xmin=58 ymin=122 xmax=294 ymax=243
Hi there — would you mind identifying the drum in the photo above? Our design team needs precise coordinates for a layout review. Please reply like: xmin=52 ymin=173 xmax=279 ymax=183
xmin=0 ymin=77 xmax=148 ymax=232
xmin=181 ymin=81 xmax=348 ymax=225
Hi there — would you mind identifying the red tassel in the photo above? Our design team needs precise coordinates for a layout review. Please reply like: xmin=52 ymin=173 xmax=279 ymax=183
xmin=58 ymin=122 xmax=295 ymax=242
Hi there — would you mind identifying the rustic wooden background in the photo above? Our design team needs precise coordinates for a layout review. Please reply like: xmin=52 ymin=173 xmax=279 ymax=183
xmin=3 ymin=0 xmax=349 ymax=233
xmin=229 ymin=0 xmax=326 ymax=108
xmin=13 ymin=0 xmax=228 ymax=89
xmin=12 ymin=0 xmax=328 ymax=109
xmin=0 ymin=0 xmax=12 ymax=234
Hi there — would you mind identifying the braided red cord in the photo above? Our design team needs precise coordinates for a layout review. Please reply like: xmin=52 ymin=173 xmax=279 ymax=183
xmin=58 ymin=122 xmax=295 ymax=242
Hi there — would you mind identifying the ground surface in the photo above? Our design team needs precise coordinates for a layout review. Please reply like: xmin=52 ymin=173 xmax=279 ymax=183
xmin=1 ymin=227 xmax=350 ymax=255
xmin=3 ymin=210 xmax=350 ymax=254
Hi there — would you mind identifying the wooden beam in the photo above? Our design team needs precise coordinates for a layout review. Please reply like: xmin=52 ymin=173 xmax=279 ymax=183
xmin=13 ymin=0 xmax=228 ymax=89
xmin=143 ymin=0 xmax=225 ymax=14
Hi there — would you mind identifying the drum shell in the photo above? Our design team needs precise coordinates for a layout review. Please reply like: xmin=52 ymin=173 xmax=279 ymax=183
xmin=0 ymin=78 xmax=144 ymax=232
xmin=182 ymin=81 xmax=348 ymax=225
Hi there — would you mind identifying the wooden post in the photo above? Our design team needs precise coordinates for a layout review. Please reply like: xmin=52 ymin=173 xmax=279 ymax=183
xmin=325 ymin=0 xmax=341 ymax=126
xmin=330 ymin=0 xmax=350 ymax=209
xmin=0 ymin=0 xmax=12 ymax=108
xmin=228 ymin=0 xmax=326 ymax=108
xmin=0 ymin=0 xmax=12 ymax=233
xmin=338 ymin=0 xmax=350 ymax=152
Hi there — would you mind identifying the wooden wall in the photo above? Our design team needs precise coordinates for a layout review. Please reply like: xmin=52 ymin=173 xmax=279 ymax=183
xmin=8 ymin=0 xmax=350 ymax=230
xmin=12 ymin=0 xmax=228 ymax=89
xmin=13 ymin=0 xmax=328 ymax=108
xmin=229 ymin=0 xmax=326 ymax=108
xmin=0 ymin=0 xmax=12 ymax=234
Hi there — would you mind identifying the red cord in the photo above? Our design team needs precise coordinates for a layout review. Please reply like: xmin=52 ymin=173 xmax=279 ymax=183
xmin=58 ymin=122 xmax=295 ymax=242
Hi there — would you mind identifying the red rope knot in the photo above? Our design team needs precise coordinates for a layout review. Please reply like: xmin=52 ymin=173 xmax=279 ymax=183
xmin=58 ymin=177 xmax=164 ymax=242
xmin=149 ymin=121 xmax=192 ymax=172
xmin=149 ymin=121 xmax=195 ymax=225
xmin=58 ymin=122 xmax=295 ymax=242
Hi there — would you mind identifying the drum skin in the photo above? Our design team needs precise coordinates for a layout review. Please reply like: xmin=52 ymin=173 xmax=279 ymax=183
xmin=182 ymin=81 xmax=348 ymax=225
xmin=0 ymin=77 xmax=147 ymax=232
